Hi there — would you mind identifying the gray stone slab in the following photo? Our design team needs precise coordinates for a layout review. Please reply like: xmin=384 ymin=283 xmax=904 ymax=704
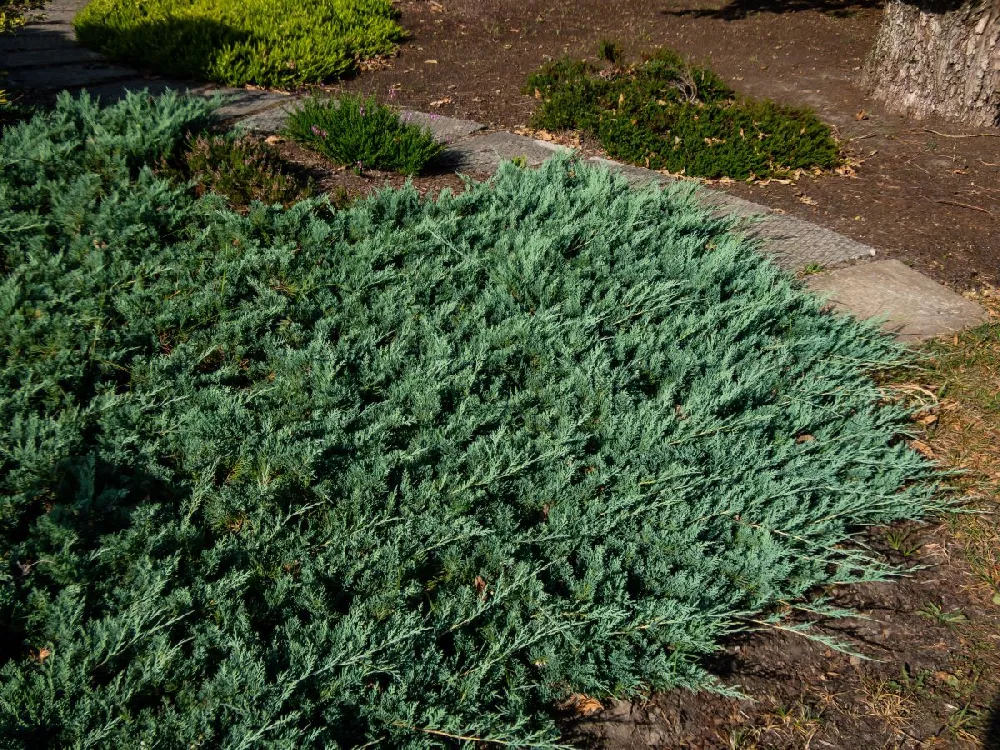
xmin=587 ymin=156 xmax=876 ymax=272
xmin=25 ymin=8 xmax=78 ymax=23
xmin=236 ymin=104 xmax=297 ymax=133
xmin=398 ymin=110 xmax=484 ymax=143
xmin=76 ymin=78 xmax=181 ymax=101
xmin=191 ymin=88 xmax=296 ymax=119
xmin=6 ymin=62 xmax=136 ymax=90
xmin=3 ymin=46 xmax=102 ymax=69
xmin=0 ymin=27 xmax=77 ymax=51
xmin=807 ymin=259 xmax=989 ymax=341
xmin=445 ymin=131 xmax=571 ymax=173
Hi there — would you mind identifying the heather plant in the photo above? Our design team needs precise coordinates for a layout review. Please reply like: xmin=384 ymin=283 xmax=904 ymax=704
xmin=162 ymin=131 xmax=315 ymax=210
xmin=73 ymin=0 xmax=404 ymax=88
xmin=0 ymin=91 xmax=938 ymax=747
xmin=284 ymin=94 xmax=442 ymax=175
xmin=525 ymin=46 xmax=840 ymax=179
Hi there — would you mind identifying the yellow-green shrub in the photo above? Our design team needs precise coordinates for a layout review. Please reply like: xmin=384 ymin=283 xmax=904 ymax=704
xmin=74 ymin=0 xmax=404 ymax=88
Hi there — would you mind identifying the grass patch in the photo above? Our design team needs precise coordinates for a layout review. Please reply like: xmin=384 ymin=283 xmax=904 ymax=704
xmin=0 ymin=92 xmax=940 ymax=746
xmin=284 ymin=94 xmax=442 ymax=175
xmin=162 ymin=131 xmax=315 ymax=211
xmin=73 ymin=0 xmax=405 ymax=88
xmin=915 ymin=302 xmax=1000 ymax=600
xmin=525 ymin=46 xmax=840 ymax=180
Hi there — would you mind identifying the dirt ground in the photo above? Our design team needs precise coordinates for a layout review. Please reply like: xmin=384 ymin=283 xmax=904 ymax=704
xmin=327 ymin=0 xmax=999 ymax=294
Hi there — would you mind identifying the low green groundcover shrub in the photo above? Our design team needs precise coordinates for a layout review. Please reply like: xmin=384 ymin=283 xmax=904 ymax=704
xmin=73 ymin=0 xmax=404 ymax=88
xmin=0 ymin=92 xmax=937 ymax=746
xmin=162 ymin=131 xmax=315 ymax=210
xmin=526 ymin=47 xmax=840 ymax=180
xmin=285 ymin=94 xmax=442 ymax=176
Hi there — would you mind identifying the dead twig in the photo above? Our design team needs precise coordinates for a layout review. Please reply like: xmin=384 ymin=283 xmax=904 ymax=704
xmin=923 ymin=128 xmax=1000 ymax=139
xmin=935 ymin=199 xmax=995 ymax=218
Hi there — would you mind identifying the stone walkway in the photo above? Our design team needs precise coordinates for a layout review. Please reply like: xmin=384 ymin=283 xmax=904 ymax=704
xmin=2 ymin=0 xmax=989 ymax=341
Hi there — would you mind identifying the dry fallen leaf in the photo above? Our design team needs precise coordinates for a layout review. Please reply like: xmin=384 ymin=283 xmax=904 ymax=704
xmin=474 ymin=575 xmax=487 ymax=599
xmin=429 ymin=97 xmax=452 ymax=107
xmin=563 ymin=694 xmax=604 ymax=716
xmin=797 ymin=194 xmax=818 ymax=206
xmin=36 ymin=648 xmax=51 ymax=663
xmin=796 ymin=434 xmax=815 ymax=443
xmin=917 ymin=414 xmax=939 ymax=426
xmin=534 ymin=87 xmax=542 ymax=100
xmin=855 ymin=109 xmax=868 ymax=120
xmin=910 ymin=439 xmax=936 ymax=459
xmin=424 ymin=59 xmax=438 ymax=65
xmin=264 ymin=135 xmax=284 ymax=145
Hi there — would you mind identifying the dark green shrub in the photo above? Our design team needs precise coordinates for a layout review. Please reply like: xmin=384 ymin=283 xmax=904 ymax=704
xmin=164 ymin=131 xmax=314 ymax=210
xmin=73 ymin=0 xmax=405 ymax=88
xmin=284 ymin=94 xmax=441 ymax=175
xmin=525 ymin=46 xmax=839 ymax=179
xmin=597 ymin=39 xmax=622 ymax=65
xmin=0 ymin=92 xmax=937 ymax=747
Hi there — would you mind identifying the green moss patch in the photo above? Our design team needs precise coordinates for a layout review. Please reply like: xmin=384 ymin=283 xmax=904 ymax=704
xmin=285 ymin=94 xmax=442 ymax=175
xmin=0 ymin=92 xmax=937 ymax=746
xmin=73 ymin=0 xmax=405 ymax=88
xmin=526 ymin=47 xmax=840 ymax=180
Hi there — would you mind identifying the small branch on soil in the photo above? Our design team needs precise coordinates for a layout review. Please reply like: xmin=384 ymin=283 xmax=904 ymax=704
xmin=922 ymin=128 xmax=1000 ymax=138
xmin=935 ymin=199 xmax=995 ymax=218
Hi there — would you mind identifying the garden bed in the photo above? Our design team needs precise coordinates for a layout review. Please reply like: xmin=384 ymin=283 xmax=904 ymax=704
xmin=329 ymin=0 xmax=1000 ymax=293
xmin=0 ymin=92 xmax=951 ymax=747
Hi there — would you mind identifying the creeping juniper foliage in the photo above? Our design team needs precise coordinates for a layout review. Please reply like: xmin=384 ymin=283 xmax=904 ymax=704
xmin=0 ymin=92 xmax=937 ymax=746
xmin=526 ymin=47 xmax=840 ymax=179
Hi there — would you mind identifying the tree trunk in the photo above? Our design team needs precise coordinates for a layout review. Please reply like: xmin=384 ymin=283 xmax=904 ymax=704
xmin=863 ymin=0 xmax=1000 ymax=127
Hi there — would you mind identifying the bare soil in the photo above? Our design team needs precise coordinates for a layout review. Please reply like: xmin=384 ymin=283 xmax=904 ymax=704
xmin=327 ymin=0 xmax=999 ymax=293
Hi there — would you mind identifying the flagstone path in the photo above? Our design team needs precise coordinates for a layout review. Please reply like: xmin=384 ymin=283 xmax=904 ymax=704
xmin=2 ymin=0 xmax=989 ymax=341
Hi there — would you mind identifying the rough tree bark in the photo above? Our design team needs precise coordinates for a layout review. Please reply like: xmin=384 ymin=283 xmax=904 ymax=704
xmin=863 ymin=0 xmax=1000 ymax=127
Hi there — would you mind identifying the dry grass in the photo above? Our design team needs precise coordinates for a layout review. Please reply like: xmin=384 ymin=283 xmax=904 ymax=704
xmin=917 ymin=287 xmax=1000 ymax=602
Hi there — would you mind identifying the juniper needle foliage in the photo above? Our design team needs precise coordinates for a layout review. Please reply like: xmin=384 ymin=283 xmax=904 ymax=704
xmin=0 ymin=92 xmax=937 ymax=746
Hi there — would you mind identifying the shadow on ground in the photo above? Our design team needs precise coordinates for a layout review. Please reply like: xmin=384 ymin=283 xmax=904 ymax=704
xmin=663 ymin=0 xmax=976 ymax=20
xmin=986 ymin=694 xmax=1000 ymax=749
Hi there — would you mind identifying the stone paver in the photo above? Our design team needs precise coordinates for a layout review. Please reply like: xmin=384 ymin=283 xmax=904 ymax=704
xmin=197 ymin=88 xmax=295 ymax=120
xmin=444 ymin=131 xmax=570 ymax=172
xmin=808 ymin=260 xmax=989 ymax=341
xmin=4 ymin=46 xmax=102 ymax=68
xmin=236 ymin=105 xmax=298 ymax=133
xmin=76 ymin=78 xmax=180 ymax=101
xmin=239 ymin=103 xmax=485 ymax=145
xmin=6 ymin=62 xmax=139 ymax=90
xmin=399 ymin=110 xmax=484 ymax=142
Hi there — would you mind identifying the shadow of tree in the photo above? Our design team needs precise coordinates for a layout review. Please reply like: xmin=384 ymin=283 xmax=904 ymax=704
xmin=74 ymin=15 xmax=249 ymax=83
xmin=661 ymin=0 xmax=882 ymax=21
xmin=662 ymin=0 xmax=972 ymax=21
xmin=986 ymin=693 xmax=1000 ymax=750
